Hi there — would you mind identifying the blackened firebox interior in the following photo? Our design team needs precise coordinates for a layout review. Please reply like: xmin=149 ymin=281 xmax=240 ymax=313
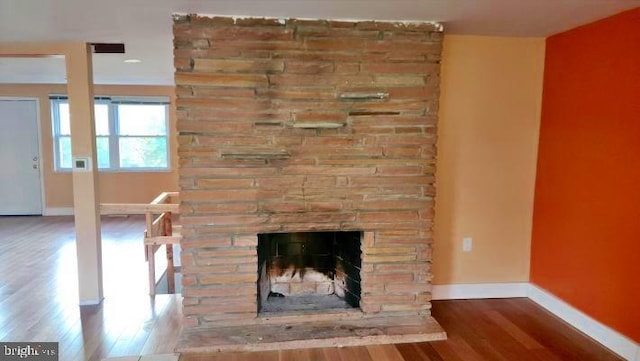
xmin=257 ymin=231 xmax=362 ymax=314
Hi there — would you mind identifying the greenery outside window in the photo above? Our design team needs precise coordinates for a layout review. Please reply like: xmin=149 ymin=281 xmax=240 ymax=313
xmin=51 ymin=96 xmax=170 ymax=171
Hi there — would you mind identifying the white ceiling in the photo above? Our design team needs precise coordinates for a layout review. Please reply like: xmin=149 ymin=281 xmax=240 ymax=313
xmin=1 ymin=0 xmax=638 ymax=85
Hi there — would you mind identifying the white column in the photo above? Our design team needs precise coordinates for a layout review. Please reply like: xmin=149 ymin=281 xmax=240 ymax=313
xmin=65 ymin=42 xmax=104 ymax=305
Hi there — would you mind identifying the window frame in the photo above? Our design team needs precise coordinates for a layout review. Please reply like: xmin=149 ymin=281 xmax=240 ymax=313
xmin=50 ymin=95 xmax=171 ymax=173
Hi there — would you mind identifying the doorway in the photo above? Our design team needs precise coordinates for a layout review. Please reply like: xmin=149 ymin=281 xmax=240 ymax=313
xmin=0 ymin=98 xmax=42 ymax=215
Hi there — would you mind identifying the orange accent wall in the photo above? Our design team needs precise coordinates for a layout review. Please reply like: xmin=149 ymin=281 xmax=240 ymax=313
xmin=531 ymin=8 xmax=640 ymax=343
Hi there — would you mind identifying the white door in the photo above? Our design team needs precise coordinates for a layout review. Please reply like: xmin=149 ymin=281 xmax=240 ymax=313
xmin=0 ymin=99 xmax=42 ymax=215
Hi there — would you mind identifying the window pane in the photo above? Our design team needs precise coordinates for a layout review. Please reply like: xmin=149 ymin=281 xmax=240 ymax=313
xmin=118 ymin=104 xmax=167 ymax=136
xmin=59 ymin=136 xmax=72 ymax=169
xmin=119 ymin=137 xmax=168 ymax=168
xmin=95 ymin=104 xmax=110 ymax=136
xmin=96 ymin=136 xmax=110 ymax=169
xmin=58 ymin=102 xmax=71 ymax=135
xmin=58 ymin=102 xmax=109 ymax=135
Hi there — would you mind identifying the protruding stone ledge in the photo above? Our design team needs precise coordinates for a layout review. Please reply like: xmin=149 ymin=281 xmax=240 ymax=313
xmin=291 ymin=122 xmax=346 ymax=129
xmin=339 ymin=92 xmax=389 ymax=101
xmin=221 ymin=150 xmax=291 ymax=160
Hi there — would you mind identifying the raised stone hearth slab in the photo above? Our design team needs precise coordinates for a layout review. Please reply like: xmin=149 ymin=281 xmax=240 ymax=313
xmin=177 ymin=315 xmax=446 ymax=353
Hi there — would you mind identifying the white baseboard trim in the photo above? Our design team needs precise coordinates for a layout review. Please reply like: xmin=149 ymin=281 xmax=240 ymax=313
xmin=432 ymin=282 xmax=529 ymax=300
xmin=527 ymin=284 xmax=639 ymax=361
xmin=44 ymin=207 xmax=74 ymax=216
xmin=432 ymin=282 xmax=639 ymax=360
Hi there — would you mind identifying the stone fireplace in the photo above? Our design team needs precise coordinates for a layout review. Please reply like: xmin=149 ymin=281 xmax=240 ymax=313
xmin=174 ymin=14 xmax=445 ymax=348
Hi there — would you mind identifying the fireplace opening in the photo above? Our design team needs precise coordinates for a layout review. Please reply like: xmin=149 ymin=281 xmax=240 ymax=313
xmin=257 ymin=231 xmax=362 ymax=314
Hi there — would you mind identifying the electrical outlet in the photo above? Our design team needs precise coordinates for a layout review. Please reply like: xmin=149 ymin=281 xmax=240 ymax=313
xmin=462 ymin=237 xmax=473 ymax=252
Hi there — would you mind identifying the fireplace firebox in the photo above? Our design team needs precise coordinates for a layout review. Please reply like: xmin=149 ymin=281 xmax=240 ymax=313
xmin=257 ymin=231 xmax=361 ymax=314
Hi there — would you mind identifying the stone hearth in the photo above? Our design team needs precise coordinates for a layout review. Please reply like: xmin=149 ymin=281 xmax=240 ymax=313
xmin=174 ymin=14 xmax=445 ymax=350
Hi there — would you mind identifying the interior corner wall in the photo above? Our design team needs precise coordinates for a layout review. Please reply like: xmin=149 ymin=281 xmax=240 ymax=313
xmin=433 ymin=35 xmax=545 ymax=284
xmin=531 ymin=8 xmax=640 ymax=343
xmin=0 ymin=84 xmax=179 ymax=210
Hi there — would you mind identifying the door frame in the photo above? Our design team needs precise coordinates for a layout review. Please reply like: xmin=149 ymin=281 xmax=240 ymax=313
xmin=0 ymin=96 xmax=45 ymax=215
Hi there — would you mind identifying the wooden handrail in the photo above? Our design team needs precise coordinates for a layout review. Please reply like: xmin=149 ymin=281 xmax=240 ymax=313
xmin=100 ymin=202 xmax=179 ymax=215
xmin=150 ymin=191 xmax=179 ymax=205
xmin=98 ymin=191 xmax=181 ymax=295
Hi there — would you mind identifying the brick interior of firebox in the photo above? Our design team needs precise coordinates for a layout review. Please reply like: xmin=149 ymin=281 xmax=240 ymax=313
xmin=258 ymin=231 xmax=362 ymax=314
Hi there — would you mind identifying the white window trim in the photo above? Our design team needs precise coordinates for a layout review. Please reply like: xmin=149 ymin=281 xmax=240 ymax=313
xmin=51 ymin=95 xmax=171 ymax=173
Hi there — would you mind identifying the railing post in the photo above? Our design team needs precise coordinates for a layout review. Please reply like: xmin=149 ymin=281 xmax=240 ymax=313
xmin=164 ymin=213 xmax=175 ymax=294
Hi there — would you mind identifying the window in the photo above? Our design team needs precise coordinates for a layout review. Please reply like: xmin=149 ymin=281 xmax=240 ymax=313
xmin=51 ymin=96 xmax=170 ymax=171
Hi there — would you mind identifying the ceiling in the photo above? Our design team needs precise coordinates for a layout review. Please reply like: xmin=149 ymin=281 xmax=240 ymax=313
xmin=1 ymin=0 xmax=638 ymax=85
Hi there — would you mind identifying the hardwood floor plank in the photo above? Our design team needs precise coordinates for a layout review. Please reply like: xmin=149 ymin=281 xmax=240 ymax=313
xmin=430 ymin=341 xmax=466 ymax=361
xmin=502 ymin=298 xmax=622 ymax=361
xmin=416 ymin=343 xmax=446 ymax=361
xmin=430 ymin=301 xmax=509 ymax=361
xmin=366 ymin=344 xmax=406 ymax=361
xmin=396 ymin=342 xmax=433 ymax=361
xmin=455 ymin=300 xmax=539 ymax=361
xmin=307 ymin=347 xmax=328 ymax=361
xmin=338 ymin=346 xmax=374 ymax=361
xmin=320 ymin=347 xmax=343 ymax=361
xmin=486 ymin=309 xmax=544 ymax=350
xmin=281 ymin=348 xmax=314 ymax=361
xmin=447 ymin=335 xmax=490 ymax=361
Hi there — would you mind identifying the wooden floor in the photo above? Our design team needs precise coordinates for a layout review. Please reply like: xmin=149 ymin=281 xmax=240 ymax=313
xmin=0 ymin=215 xmax=181 ymax=361
xmin=0 ymin=216 xmax=624 ymax=361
